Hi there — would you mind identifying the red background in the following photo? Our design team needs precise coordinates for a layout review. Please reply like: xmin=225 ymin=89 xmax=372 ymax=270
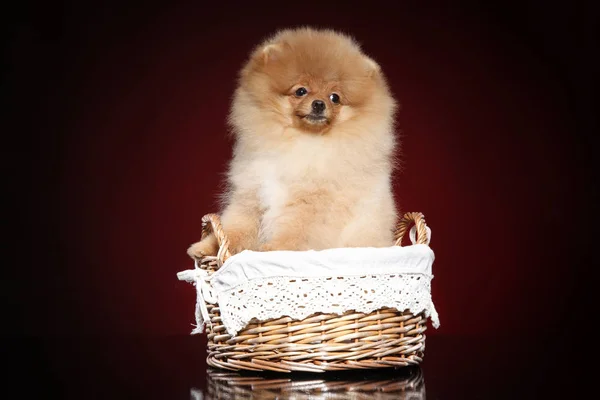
xmin=6 ymin=1 xmax=595 ymax=341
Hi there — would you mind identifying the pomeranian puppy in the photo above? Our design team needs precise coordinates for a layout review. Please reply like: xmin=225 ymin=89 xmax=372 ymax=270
xmin=188 ymin=27 xmax=399 ymax=258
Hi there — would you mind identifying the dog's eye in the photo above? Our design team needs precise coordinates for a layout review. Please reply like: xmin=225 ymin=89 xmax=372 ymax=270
xmin=329 ymin=93 xmax=340 ymax=104
xmin=295 ymin=87 xmax=308 ymax=97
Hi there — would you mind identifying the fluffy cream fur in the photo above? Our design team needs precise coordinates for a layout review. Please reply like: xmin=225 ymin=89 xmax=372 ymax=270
xmin=188 ymin=27 xmax=399 ymax=257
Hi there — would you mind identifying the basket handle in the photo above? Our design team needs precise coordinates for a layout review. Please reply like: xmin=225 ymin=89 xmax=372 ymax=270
xmin=393 ymin=212 xmax=431 ymax=246
xmin=201 ymin=213 xmax=232 ymax=265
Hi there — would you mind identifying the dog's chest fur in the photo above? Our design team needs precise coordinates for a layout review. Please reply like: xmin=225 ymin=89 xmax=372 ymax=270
xmin=253 ymin=137 xmax=337 ymax=240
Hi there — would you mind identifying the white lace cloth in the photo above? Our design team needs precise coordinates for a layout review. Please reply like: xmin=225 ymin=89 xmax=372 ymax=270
xmin=178 ymin=231 xmax=439 ymax=337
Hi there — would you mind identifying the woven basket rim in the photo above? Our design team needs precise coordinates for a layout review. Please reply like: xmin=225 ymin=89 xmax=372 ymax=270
xmin=198 ymin=211 xmax=430 ymax=268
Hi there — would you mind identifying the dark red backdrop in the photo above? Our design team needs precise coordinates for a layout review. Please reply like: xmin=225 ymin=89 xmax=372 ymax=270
xmin=6 ymin=1 xmax=595 ymax=341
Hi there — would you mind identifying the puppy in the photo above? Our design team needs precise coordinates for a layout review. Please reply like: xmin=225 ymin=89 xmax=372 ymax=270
xmin=188 ymin=27 xmax=399 ymax=258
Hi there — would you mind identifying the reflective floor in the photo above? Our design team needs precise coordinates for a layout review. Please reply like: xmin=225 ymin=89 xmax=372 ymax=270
xmin=200 ymin=366 xmax=425 ymax=399
xmin=3 ymin=335 xmax=587 ymax=399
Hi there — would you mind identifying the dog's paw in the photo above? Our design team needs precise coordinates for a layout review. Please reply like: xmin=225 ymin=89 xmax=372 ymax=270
xmin=187 ymin=236 xmax=218 ymax=259
xmin=186 ymin=242 xmax=207 ymax=259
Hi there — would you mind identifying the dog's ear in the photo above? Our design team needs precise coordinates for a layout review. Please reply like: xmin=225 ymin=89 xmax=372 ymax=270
xmin=256 ymin=42 xmax=287 ymax=66
xmin=364 ymin=56 xmax=381 ymax=77
xmin=256 ymin=39 xmax=294 ymax=65
xmin=241 ymin=41 xmax=286 ymax=77
xmin=261 ymin=44 xmax=281 ymax=63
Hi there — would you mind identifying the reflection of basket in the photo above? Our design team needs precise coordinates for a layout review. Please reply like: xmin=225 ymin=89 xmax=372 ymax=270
xmin=187 ymin=212 xmax=435 ymax=372
xmin=199 ymin=366 xmax=425 ymax=399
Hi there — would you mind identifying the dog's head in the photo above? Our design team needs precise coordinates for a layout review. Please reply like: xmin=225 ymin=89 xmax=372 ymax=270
xmin=232 ymin=27 xmax=396 ymax=136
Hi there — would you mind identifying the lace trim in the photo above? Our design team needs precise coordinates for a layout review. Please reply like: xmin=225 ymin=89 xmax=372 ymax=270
xmin=217 ymin=272 xmax=439 ymax=337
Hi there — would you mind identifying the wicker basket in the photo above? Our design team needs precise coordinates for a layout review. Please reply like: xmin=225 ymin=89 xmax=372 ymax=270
xmin=195 ymin=211 xmax=432 ymax=373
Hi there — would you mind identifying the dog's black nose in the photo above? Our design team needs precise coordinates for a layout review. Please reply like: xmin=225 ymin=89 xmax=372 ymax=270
xmin=311 ymin=100 xmax=326 ymax=113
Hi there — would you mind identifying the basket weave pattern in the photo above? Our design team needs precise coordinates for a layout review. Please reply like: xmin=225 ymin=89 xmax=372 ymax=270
xmin=197 ymin=212 xmax=431 ymax=373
